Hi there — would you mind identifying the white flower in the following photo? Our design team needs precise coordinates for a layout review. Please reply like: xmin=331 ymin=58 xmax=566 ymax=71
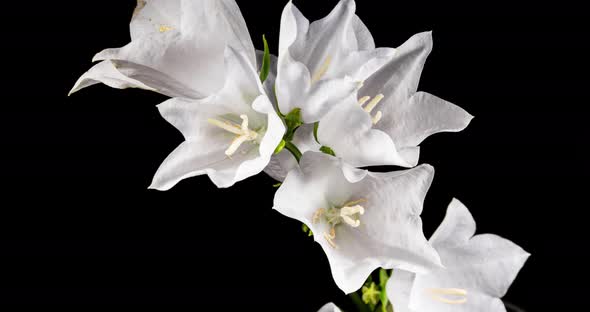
xmin=273 ymin=152 xmax=442 ymax=293
xmin=69 ymin=0 xmax=256 ymax=98
xmin=317 ymin=303 xmax=342 ymax=312
xmin=318 ymin=32 xmax=473 ymax=168
xmin=149 ymin=47 xmax=284 ymax=189
xmin=275 ymin=0 xmax=395 ymax=122
xmin=386 ymin=199 xmax=530 ymax=312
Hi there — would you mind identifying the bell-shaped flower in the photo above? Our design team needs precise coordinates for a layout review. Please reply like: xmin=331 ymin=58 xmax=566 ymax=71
xmin=276 ymin=0 xmax=396 ymax=122
xmin=316 ymin=32 xmax=473 ymax=168
xmin=70 ymin=0 xmax=256 ymax=99
xmin=149 ymin=47 xmax=284 ymax=189
xmin=386 ymin=199 xmax=530 ymax=312
xmin=273 ymin=152 xmax=442 ymax=293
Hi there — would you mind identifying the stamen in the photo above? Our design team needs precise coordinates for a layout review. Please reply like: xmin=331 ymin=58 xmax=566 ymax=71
xmin=358 ymin=96 xmax=371 ymax=107
xmin=225 ymin=135 xmax=249 ymax=156
xmin=324 ymin=227 xmax=337 ymax=249
xmin=372 ymin=111 xmax=383 ymax=125
xmin=364 ymin=94 xmax=384 ymax=113
xmin=159 ymin=25 xmax=173 ymax=33
xmin=208 ymin=115 xmax=259 ymax=157
xmin=357 ymin=80 xmax=365 ymax=90
xmin=207 ymin=118 xmax=243 ymax=135
xmin=340 ymin=205 xmax=365 ymax=228
xmin=428 ymin=288 xmax=468 ymax=305
xmin=313 ymin=208 xmax=326 ymax=224
xmin=311 ymin=55 xmax=333 ymax=83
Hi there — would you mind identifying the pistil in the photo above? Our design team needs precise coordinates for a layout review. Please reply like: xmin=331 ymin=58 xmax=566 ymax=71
xmin=208 ymin=114 xmax=259 ymax=156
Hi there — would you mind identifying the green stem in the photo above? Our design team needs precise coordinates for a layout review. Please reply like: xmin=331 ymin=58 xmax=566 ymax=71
xmin=349 ymin=293 xmax=371 ymax=312
xmin=284 ymin=141 xmax=302 ymax=163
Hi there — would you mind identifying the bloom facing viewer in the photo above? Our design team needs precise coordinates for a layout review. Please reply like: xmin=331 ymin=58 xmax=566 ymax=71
xmin=273 ymin=152 xmax=442 ymax=294
xmin=149 ymin=47 xmax=285 ymax=189
xmin=386 ymin=199 xmax=530 ymax=312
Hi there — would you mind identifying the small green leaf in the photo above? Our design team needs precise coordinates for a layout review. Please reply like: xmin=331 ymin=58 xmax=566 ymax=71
xmin=259 ymin=35 xmax=271 ymax=83
xmin=274 ymin=139 xmax=286 ymax=154
xmin=273 ymin=182 xmax=282 ymax=188
xmin=320 ymin=146 xmax=336 ymax=157
xmin=313 ymin=122 xmax=320 ymax=143
xmin=283 ymin=108 xmax=303 ymax=141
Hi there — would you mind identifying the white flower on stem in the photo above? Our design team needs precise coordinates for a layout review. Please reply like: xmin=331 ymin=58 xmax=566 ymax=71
xmin=276 ymin=0 xmax=396 ymax=123
xmin=318 ymin=32 xmax=473 ymax=168
xmin=70 ymin=0 xmax=256 ymax=98
xmin=273 ymin=152 xmax=442 ymax=293
xmin=149 ymin=47 xmax=284 ymax=189
xmin=386 ymin=199 xmax=530 ymax=312
xmin=317 ymin=303 xmax=342 ymax=312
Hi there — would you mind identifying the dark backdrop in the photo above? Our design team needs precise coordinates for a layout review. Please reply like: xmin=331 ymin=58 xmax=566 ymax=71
xmin=1 ymin=0 xmax=588 ymax=309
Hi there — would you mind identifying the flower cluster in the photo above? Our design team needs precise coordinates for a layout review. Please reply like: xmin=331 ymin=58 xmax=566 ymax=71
xmin=70 ymin=1 xmax=529 ymax=311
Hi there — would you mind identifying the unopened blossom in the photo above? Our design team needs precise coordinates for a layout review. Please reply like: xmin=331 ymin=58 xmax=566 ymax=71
xmin=275 ymin=0 xmax=395 ymax=123
xmin=70 ymin=0 xmax=256 ymax=98
xmin=386 ymin=199 xmax=529 ymax=312
xmin=273 ymin=152 xmax=441 ymax=293
xmin=149 ymin=47 xmax=284 ymax=189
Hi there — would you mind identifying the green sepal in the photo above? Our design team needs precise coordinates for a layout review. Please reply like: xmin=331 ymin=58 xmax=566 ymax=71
xmin=274 ymin=139 xmax=286 ymax=154
xmin=313 ymin=122 xmax=320 ymax=144
xmin=259 ymin=35 xmax=271 ymax=83
xmin=301 ymin=223 xmax=313 ymax=237
xmin=273 ymin=182 xmax=282 ymax=188
xmin=283 ymin=108 xmax=303 ymax=142
xmin=320 ymin=145 xmax=336 ymax=157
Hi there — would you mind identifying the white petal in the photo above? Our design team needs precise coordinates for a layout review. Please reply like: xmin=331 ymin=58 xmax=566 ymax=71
xmin=130 ymin=0 xmax=181 ymax=40
xmin=69 ymin=60 xmax=155 ymax=96
xmin=274 ymin=153 xmax=441 ymax=293
xmin=79 ymin=0 xmax=255 ymax=98
xmin=317 ymin=303 xmax=342 ymax=312
xmin=150 ymin=49 xmax=284 ymax=189
xmin=404 ymin=200 xmax=529 ymax=312
xmin=386 ymin=269 xmax=416 ymax=312
xmin=361 ymin=32 xmax=433 ymax=107
xmin=351 ymin=14 xmax=375 ymax=50
xmin=384 ymin=92 xmax=474 ymax=148
xmin=318 ymin=95 xmax=412 ymax=167
xmin=429 ymin=198 xmax=476 ymax=250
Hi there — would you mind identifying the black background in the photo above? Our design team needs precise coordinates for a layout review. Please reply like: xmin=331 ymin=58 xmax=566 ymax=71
xmin=1 ymin=0 xmax=588 ymax=309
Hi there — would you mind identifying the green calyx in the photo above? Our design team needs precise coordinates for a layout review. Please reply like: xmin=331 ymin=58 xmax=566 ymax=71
xmin=320 ymin=145 xmax=336 ymax=157
xmin=259 ymin=35 xmax=271 ymax=83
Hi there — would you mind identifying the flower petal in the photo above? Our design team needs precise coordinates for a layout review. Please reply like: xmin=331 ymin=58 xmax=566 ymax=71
xmin=385 ymin=269 xmax=415 ymax=312
xmin=273 ymin=153 xmax=441 ymax=293
xmin=69 ymin=60 xmax=155 ymax=96
xmin=77 ymin=0 xmax=255 ymax=98
xmin=395 ymin=199 xmax=530 ymax=312
xmin=317 ymin=303 xmax=342 ymax=312
xmin=361 ymin=31 xmax=433 ymax=107
xmin=318 ymin=95 xmax=412 ymax=167
xmin=150 ymin=48 xmax=284 ymax=189
xmin=383 ymin=92 xmax=474 ymax=149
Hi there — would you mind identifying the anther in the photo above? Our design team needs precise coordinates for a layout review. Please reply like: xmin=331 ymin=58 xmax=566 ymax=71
xmin=372 ymin=111 xmax=383 ymax=125
xmin=358 ymin=96 xmax=371 ymax=107
xmin=364 ymin=94 xmax=384 ymax=113
xmin=311 ymin=55 xmax=333 ymax=83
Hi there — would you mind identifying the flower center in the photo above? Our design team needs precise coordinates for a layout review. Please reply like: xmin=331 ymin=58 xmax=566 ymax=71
xmin=312 ymin=199 xmax=366 ymax=248
xmin=358 ymin=94 xmax=385 ymax=125
xmin=207 ymin=114 xmax=260 ymax=157
xmin=427 ymin=288 xmax=468 ymax=304
xmin=311 ymin=55 xmax=333 ymax=84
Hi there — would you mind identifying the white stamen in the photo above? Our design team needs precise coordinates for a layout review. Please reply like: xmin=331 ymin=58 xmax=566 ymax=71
xmin=208 ymin=115 xmax=259 ymax=157
xmin=372 ymin=111 xmax=383 ymax=125
xmin=358 ymin=96 xmax=371 ymax=107
xmin=428 ymin=288 xmax=468 ymax=305
xmin=364 ymin=94 xmax=384 ymax=113
xmin=340 ymin=204 xmax=365 ymax=228
xmin=313 ymin=208 xmax=326 ymax=224
xmin=207 ymin=118 xmax=243 ymax=135
xmin=311 ymin=55 xmax=333 ymax=83
xmin=357 ymin=80 xmax=365 ymax=90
